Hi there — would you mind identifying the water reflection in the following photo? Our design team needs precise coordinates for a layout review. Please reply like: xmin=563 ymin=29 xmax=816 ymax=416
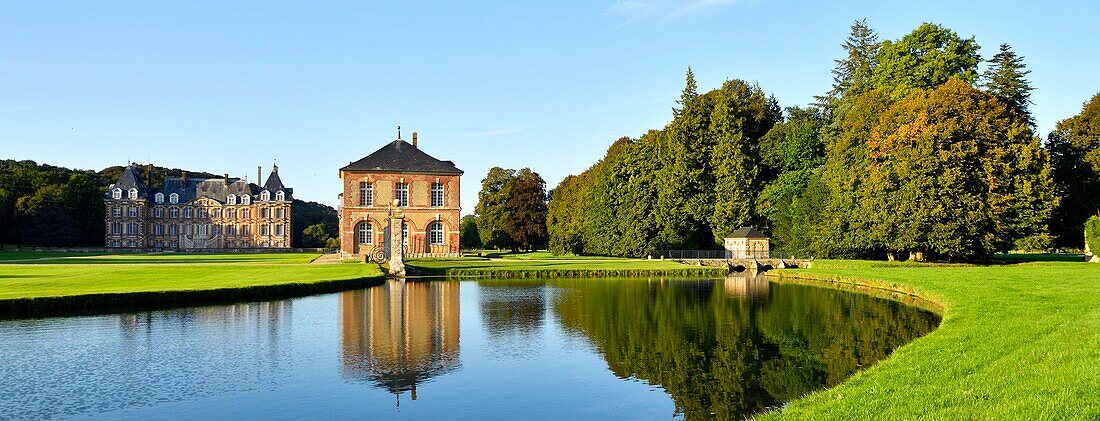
xmin=723 ymin=269 xmax=771 ymax=299
xmin=478 ymin=281 xmax=547 ymax=358
xmin=552 ymin=277 xmax=940 ymax=419
xmin=339 ymin=280 xmax=460 ymax=400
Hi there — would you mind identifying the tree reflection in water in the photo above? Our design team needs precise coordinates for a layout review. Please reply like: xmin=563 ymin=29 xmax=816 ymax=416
xmin=552 ymin=273 xmax=940 ymax=419
xmin=339 ymin=280 xmax=461 ymax=401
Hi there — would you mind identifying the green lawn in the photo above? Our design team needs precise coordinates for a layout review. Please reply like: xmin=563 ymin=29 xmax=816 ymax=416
xmin=761 ymin=260 xmax=1100 ymax=419
xmin=0 ymin=253 xmax=383 ymax=300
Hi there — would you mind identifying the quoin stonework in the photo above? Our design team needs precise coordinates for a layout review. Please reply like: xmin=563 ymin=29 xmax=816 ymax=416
xmin=104 ymin=164 xmax=293 ymax=249
xmin=339 ymin=131 xmax=462 ymax=257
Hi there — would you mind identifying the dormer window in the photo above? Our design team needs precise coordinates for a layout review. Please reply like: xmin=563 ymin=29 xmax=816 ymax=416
xmin=275 ymin=191 xmax=285 ymax=201
xmin=112 ymin=188 xmax=122 ymax=200
xmin=169 ymin=193 xmax=179 ymax=204
xmin=260 ymin=190 xmax=270 ymax=201
xmin=242 ymin=195 xmax=251 ymax=205
xmin=227 ymin=194 xmax=237 ymax=205
xmin=155 ymin=193 xmax=164 ymax=204
xmin=128 ymin=188 xmax=138 ymax=200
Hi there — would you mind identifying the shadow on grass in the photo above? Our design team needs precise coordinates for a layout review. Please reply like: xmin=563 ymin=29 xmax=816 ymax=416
xmin=993 ymin=253 xmax=1085 ymax=263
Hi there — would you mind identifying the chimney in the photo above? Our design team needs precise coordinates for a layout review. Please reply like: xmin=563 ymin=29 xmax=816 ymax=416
xmin=257 ymin=166 xmax=262 ymax=184
xmin=224 ymin=173 xmax=230 ymax=184
xmin=182 ymin=171 xmax=188 ymax=185
xmin=412 ymin=132 xmax=418 ymax=148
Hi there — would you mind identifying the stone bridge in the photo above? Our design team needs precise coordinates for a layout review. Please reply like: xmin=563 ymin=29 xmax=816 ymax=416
xmin=673 ymin=258 xmax=812 ymax=272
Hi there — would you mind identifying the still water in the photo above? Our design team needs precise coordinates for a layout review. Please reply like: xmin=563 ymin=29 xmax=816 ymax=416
xmin=0 ymin=274 xmax=938 ymax=420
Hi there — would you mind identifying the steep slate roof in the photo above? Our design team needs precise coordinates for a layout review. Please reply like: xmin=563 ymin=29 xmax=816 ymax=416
xmin=341 ymin=139 xmax=463 ymax=174
xmin=106 ymin=166 xmax=150 ymax=199
xmin=264 ymin=165 xmax=286 ymax=191
xmin=726 ymin=226 xmax=769 ymax=239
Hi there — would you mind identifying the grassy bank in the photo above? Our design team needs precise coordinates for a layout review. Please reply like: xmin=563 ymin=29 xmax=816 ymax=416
xmin=760 ymin=260 xmax=1100 ymax=419
xmin=408 ymin=256 xmax=726 ymax=278
xmin=0 ymin=253 xmax=384 ymax=317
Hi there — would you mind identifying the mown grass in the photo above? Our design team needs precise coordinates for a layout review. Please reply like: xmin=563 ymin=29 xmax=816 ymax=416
xmin=408 ymin=256 xmax=725 ymax=278
xmin=0 ymin=253 xmax=385 ymax=316
xmin=760 ymin=259 xmax=1100 ymax=419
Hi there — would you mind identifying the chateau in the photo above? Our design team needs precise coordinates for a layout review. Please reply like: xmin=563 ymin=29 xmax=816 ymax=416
xmin=339 ymin=131 xmax=462 ymax=257
xmin=104 ymin=165 xmax=293 ymax=249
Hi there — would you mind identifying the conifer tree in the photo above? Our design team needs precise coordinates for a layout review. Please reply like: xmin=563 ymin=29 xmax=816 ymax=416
xmin=982 ymin=43 xmax=1035 ymax=122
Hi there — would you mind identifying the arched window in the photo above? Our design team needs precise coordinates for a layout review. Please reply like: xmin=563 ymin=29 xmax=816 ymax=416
xmin=155 ymin=193 xmax=164 ymax=204
xmin=275 ymin=191 xmax=285 ymax=201
xmin=128 ymin=188 xmax=138 ymax=200
xmin=169 ymin=193 xmax=179 ymax=204
xmin=260 ymin=190 xmax=270 ymax=201
xmin=357 ymin=222 xmax=373 ymax=244
xmin=227 ymin=194 xmax=236 ymax=205
xmin=241 ymin=195 xmax=251 ymax=205
xmin=429 ymin=222 xmax=444 ymax=245
xmin=112 ymin=188 xmax=122 ymax=200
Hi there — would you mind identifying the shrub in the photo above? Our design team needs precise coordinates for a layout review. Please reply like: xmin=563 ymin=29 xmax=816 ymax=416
xmin=1086 ymin=216 xmax=1100 ymax=254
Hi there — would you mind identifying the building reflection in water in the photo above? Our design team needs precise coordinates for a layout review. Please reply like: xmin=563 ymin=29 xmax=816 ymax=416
xmin=724 ymin=269 xmax=771 ymax=299
xmin=118 ymin=301 xmax=292 ymax=342
xmin=339 ymin=280 xmax=460 ymax=401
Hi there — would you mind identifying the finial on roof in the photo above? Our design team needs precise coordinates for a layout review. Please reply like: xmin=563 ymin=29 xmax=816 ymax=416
xmin=397 ymin=125 xmax=402 ymax=140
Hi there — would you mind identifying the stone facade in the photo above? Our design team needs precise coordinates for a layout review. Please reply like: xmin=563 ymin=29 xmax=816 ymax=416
xmin=338 ymin=134 xmax=463 ymax=257
xmin=104 ymin=165 xmax=293 ymax=249
xmin=723 ymin=226 xmax=770 ymax=259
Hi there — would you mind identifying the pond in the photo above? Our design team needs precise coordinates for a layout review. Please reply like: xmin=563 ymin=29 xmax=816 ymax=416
xmin=0 ymin=273 xmax=939 ymax=420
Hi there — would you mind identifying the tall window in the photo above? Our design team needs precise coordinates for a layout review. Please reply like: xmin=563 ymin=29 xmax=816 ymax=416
xmin=359 ymin=182 xmax=373 ymax=206
xmin=169 ymin=224 xmax=178 ymax=236
xmin=262 ymin=224 xmax=270 ymax=236
xmin=275 ymin=224 xmax=284 ymax=236
xmin=395 ymin=183 xmax=409 ymax=207
xmin=276 ymin=208 xmax=284 ymax=219
xmin=431 ymin=183 xmax=444 ymax=207
xmin=155 ymin=193 xmax=164 ymax=204
xmin=128 ymin=206 xmax=137 ymax=217
xmin=128 ymin=188 xmax=138 ymax=200
xmin=275 ymin=191 xmax=285 ymax=201
xmin=155 ymin=207 xmax=163 ymax=218
xmin=227 ymin=194 xmax=236 ymax=205
xmin=212 ymin=208 xmax=221 ymax=218
xmin=358 ymin=222 xmax=372 ymax=244
xmin=242 ymin=225 xmax=250 ymax=236
xmin=112 ymin=188 xmax=122 ymax=199
xmin=154 ymin=224 xmax=163 ymax=236
xmin=261 ymin=208 xmax=269 ymax=219
xmin=112 ymin=222 xmax=121 ymax=234
xmin=126 ymin=222 xmax=136 ymax=235
xmin=242 ymin=209 xmax=250 ymax=219
xmin=227 ymin=224 xmax=236 ymax=236
xmin=260 ymin=190 xmax=270 ymax=201
xmin=113 ymin=207 xmax=121 ymax=217
xmin=227 ymin=209 xmax=236 ymax=219
xmin=184 ymin=207 xmax=193 ymax=219
xmin=169 ymin=207 xmax=179 ymax=218
xmin=429 ymin=222 xmax=444 ymax=245
xmin=169 ymin=193 xmax=179 ymax=204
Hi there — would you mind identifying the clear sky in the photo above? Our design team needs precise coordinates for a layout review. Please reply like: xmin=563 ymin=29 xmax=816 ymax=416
xmin=2 ymin=1 xmax=1098 ymax=211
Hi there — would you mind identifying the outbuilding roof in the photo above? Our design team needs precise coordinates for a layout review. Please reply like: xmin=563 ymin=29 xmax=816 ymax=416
xmin=726 ymin=226 xmax=769 ymax=239
xmin=341 ymin=139 xmax=463 ymax=175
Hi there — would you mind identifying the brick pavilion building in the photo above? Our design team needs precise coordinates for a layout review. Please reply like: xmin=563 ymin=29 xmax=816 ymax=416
xmin=104 ymin=164 xmax=293 ymax=249
xmin=338 ymin=131 xmax=463 ymax=257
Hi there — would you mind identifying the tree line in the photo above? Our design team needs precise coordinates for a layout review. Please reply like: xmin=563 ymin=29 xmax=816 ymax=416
xmin=543 ymin=20 xmax=1100 ymax=261
xmin=0 ymin=160 xmax=337 ymax=248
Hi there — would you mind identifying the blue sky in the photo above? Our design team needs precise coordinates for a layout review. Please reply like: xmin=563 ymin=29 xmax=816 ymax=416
xmin=2 ymin=1 xmax=1098 ymax=211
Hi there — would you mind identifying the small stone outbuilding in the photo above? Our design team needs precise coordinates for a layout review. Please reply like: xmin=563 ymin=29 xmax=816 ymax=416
xmin=724 ymin=226 xmax=770 ymax=259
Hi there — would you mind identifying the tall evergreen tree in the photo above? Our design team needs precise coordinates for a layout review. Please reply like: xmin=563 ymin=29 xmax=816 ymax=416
xmin=820 ymin=19 xmax=880 ymax=106
xmin=982 ymin=43 xmax=1035 ymax=122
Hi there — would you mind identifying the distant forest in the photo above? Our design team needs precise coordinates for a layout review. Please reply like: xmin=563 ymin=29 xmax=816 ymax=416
xmin=0 ymin=160 xmax=337 ymax=248
xmin=548 ymin=21 xmax=1100 ymax=261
